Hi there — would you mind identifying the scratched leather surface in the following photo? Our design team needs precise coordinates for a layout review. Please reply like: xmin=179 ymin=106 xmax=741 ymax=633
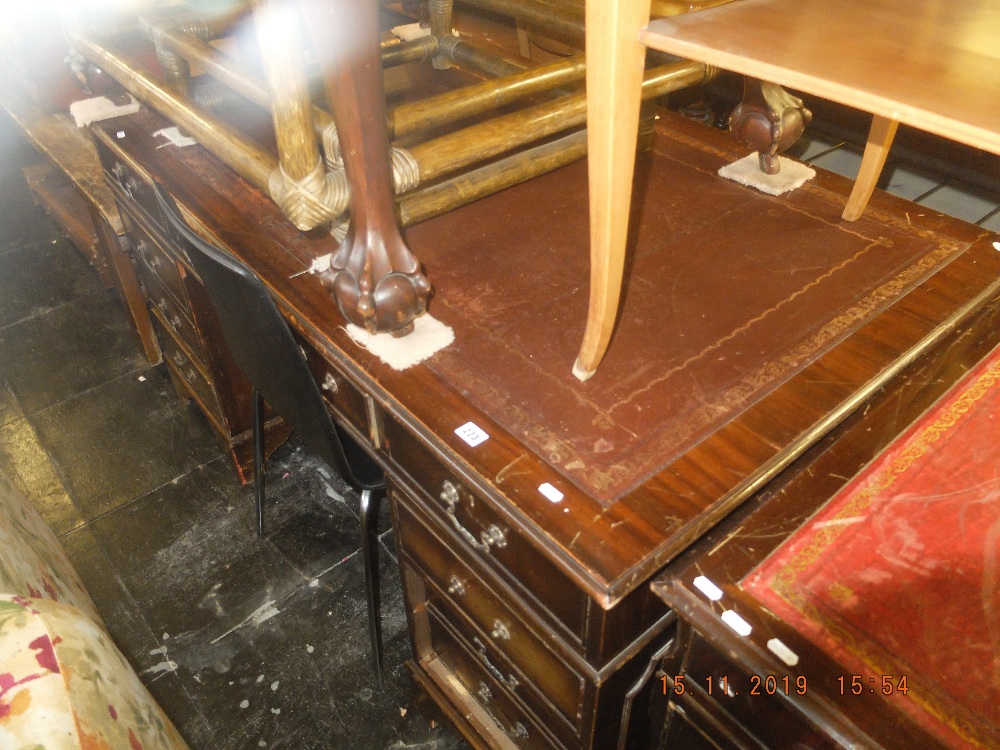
xmin=405 ymin=116 xmax=970 ymax=504
xmin=744 ymin=342 xmax=1000 ymax=750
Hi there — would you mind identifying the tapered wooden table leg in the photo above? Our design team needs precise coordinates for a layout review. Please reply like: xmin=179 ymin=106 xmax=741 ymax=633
xmin=300 ymin=0 xmax=430 ymax=334
xmin=842 ymin=114 xmax=898 ymax=221
xmin=573 ymin=0 xmax=650 ymax=381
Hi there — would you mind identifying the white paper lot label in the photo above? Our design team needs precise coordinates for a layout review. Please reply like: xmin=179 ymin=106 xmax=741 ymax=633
xmin=455 ymin=421 xmax=489 ymax=447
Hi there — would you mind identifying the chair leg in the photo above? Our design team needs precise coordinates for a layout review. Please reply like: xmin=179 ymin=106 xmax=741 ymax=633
xmin=573 ymin=0 xmax=650 ymax=381
xmin=252 ymin=388 xmax=265 ymax=537
xmin=842 ymin=114 xmax=898 ymax=221
xmin=360 ymin=487 xmax=385 ymax=688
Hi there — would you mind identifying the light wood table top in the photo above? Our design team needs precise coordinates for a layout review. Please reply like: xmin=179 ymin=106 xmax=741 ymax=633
xmin=642 ymin=0 xmax=1000 ymax=156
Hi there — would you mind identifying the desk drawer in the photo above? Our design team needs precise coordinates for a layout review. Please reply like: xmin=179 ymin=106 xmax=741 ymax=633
xmin=142 ymin=271 xmax=204 ymax=372
xmin=97 ymin=140 xmax=162 ymax=227
xmin=428 ymin=609 xmax=563 ymax=750
xmin=304 ymin=348 xmax=371 ymax=440
xmin=154 ymin=317 xmax=223 ymax=423
xmin=397 ymin=500 xmax=584 ymax=738
xmin=384 ymin=415 xmax=588 ymax=645
xmin=677 ymin=632 xmax=842 ymax=750
xmin=123 ymin=210 xmax=189 ymax=310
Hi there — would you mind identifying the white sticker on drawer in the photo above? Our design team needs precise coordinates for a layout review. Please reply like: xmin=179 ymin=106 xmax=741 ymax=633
xmin=538 ymin=483 xmax=563 ymax=503
xmin=721 ymin=610 xmax=752 ymax=637
xmin=455 ymin=421 xmax=489 ymax=447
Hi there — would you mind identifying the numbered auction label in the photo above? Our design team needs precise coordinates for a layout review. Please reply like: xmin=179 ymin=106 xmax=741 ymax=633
xmin=455 ymin=421 xmax=490 ymax=447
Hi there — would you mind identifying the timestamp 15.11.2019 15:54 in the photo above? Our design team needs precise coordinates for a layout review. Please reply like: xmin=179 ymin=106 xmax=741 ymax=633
xmin=663 ymin=674 xmax=911 ymax=698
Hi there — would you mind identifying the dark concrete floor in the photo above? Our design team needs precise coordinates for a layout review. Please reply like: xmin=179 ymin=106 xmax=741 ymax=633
xmin=0 ymin=110 xmax=469 ymax=749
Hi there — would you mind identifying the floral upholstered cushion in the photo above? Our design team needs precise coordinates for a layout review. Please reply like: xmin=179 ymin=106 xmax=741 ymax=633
xmin=0 ymin=596 xmax=190 ymax=749
xmin=0 ymin=471 xmax=101 ymax=625
xmin=0 ymin=470 xmax=190 ymax=748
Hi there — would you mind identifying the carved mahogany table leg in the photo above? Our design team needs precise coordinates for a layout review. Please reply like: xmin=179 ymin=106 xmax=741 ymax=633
xmin=729 ymin=77 xmax=811 ymax=175
xmin=300 ymin=0 xmax=430 ymax=334
xmin=842 ymin=114 xmax=898 ymax=221
xmin=573 ymin=0 xmax=650 ymax=381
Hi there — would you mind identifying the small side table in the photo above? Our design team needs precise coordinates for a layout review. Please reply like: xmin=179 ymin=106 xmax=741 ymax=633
xmin=576 ymin=0 xmax=1000 ymax=379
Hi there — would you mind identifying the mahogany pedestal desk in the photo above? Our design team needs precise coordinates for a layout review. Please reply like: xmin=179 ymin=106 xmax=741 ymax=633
xmin=92 ymin=106 xmax=1000 ymax=750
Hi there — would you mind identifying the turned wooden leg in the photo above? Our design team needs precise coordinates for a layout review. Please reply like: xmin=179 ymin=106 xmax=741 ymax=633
xmin=573 ymin=0 xmax=649 ymax=382
xmin=842 ymin=114 xmax=898 ymax=221
xmin=300 ymin=0 xmax=430 ymax=334
xmin=729 ymin=77 xmax=811 ymax=175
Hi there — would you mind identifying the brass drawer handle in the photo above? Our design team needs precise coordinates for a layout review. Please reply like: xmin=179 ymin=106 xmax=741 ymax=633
xmin=440 ymin=480 xmax=508 ymax=555
xmin=446 ymin=576 xmax=466 ymax=597
xmin=477 ymin=681 xmax=492 ymax=704
xmin=476 ymin=682 xmax=529 ymax=741
xmin=321 ymin=372 xmax=339 ymax=393
xmin=123 ymin=176 xmax=142 ymax=200
xmin=490 ymin=619 xmax=511 ymax=641
xmin=472 ymin=636 xmax=519 ymax=692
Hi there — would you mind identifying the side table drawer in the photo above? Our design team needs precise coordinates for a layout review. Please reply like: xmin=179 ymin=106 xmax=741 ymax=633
xmin=384 ymin=414 xmax=588 ymax=645
xmin=429 ymin=609 xmax=564 ymax=750
xmin=397 ymin=500 xmax=584 ymax=739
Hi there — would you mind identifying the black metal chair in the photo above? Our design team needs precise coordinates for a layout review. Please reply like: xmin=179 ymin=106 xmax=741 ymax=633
xmin=153 ymin=184 xmax=387 ymax=686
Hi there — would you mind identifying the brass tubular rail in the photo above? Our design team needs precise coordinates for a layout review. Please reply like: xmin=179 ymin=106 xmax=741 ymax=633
xmin=183 ymin=5 xmax=251 ymax=40
xmin=149 ymin=23 xmax=271 ymax=107
xmin=410 ymin=60 xmax=708 ymax=183
xmin=389 ymin=54 xmax=585 ymax=139
xmin=66 ymin=28 xmax=276 ymax=193
xmin=398 ymin=128 xmax=587 ymax=225
xmin=151 ymin=25 xmax=581 ymax=148
xmin=192 ymin=80 xmax=246 ymax=110
xmin=148 ymin=21 xmax=338 ymax=175
xmin=252 ymin=0 xmax=319 ymax=181
xmin=456 ymin=0 xmax=584 ymax=38
xmin=144 ymin=6 xmax=251 ymax=95
xmin=443 ymin=37 xmax=526 ymax=77
xmin=380 ymin=36 xmax=439 ymax=68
